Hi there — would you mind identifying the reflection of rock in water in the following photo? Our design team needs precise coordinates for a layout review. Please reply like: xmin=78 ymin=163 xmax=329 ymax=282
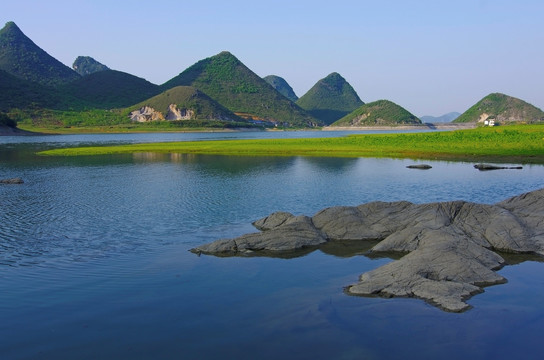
xmin=191 ymin=188 xmax=544 ymax=312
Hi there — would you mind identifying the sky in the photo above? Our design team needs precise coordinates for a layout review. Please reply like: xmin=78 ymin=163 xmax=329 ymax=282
xmin=2 ymin=0 xmax=543 ymax=116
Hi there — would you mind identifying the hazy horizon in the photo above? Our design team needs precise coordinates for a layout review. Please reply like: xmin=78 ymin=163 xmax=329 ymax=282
xmin=3 ymin=0 xmax=543 ymax=117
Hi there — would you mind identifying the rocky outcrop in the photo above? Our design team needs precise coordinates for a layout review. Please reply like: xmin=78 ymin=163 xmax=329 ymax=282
xmin=191 ymin=188 xmax=544 ymax=312
xmin=406 ymin=164 xmax=432 ymax=169
xmin=129 ymin=106 xmax=164 ymax=122
xmin=474 ymin=163 xmax=523 ymax=171
xmin=0 ymin=177 xmax=24 ymax=184
xmin=166 ymin=104 xmax=195 ymax=120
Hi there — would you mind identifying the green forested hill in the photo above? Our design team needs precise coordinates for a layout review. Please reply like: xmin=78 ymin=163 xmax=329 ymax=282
xmin=0 ymin=21 xmax=80 ymax=87
xmin=296 ymin=72 xmax=364 ymax=125
xmin=0 ymin=69 xmax=62 ymax=111
xmin=161 ymin=51 xmax=319 ymax=127
xmin=59 ymin=70 xmax=161 ymax=109
xmin=454 ymin=93 xmax=544 ymax=124
xmin=331 ymin=100 xmax=421 ymax=126
xmin=263 ymin=75 xmax=298 ymax=102
xmin=128 ymin=86 xmax=243 ymax=121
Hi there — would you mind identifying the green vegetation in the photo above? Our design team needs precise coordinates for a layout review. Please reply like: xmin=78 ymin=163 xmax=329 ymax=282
xmin=0 ymin=21 xmax=80 ymax=87
xmin=161 ymin=51 xmax=318 ymax=127
xmin=263 ymin=75 xmax=298 ymax=102
xmin=38 ymin=124 xmax=544 ymax=164
xmin=128 ymin=86 xmax=243 ymax=121
xmin=59 ymin=70 xmax=161 ymax=109
xmin=296 ymin=72 xmax=364 ymax=125
xmin=454 ymin=93 xmax=544 ymax=124
xmin=332 ymin=100 xmax=421 ymax=126
xmin=72 ymin=56 xmax=110 ymax=76
xmin=0 ymin=112 xmax=16 ymax=127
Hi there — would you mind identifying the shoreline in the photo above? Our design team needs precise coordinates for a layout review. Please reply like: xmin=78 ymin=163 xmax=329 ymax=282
xmin=323 ymin=123 xmax=477 ymax=131
xmin=9 ymin=123 xmax=476 ymax=136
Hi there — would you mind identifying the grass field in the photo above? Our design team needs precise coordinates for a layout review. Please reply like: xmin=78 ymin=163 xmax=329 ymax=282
xmin=38 ymin=124 xmax=544 ymax=163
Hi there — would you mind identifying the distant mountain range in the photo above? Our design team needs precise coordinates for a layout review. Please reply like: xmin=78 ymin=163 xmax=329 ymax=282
xmin=420 ymin=112 xmax=461 ymax=123
xmin=1 ymin=21 xmax=543 ymax=129
xmin=296 ymin=72 xmax=364 ymax=125
xmin=161 ymin=51 xmax=319 ymax=127
xmin=331 ymin=100 xmax=421 ymax=127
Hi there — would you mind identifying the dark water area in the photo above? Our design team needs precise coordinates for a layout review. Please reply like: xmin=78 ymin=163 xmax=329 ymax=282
xmin=1 ymin=131 xmax=544 ymax=359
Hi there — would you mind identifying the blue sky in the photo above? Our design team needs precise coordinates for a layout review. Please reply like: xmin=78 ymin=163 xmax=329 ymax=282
xmin=3 ymin=0 xmax=543 ymax=116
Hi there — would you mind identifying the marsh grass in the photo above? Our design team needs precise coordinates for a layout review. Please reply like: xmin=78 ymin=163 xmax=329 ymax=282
xmin=38 ymin=125 xmax=544 ymax=163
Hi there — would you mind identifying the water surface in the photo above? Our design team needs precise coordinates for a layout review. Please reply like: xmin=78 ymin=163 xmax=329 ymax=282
xmin=1 ymin=131 xmax=543 ymax=359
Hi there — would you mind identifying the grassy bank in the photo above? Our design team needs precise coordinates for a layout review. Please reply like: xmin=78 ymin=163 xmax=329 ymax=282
xmin=38 ymin=124 xmax=544 ymax=163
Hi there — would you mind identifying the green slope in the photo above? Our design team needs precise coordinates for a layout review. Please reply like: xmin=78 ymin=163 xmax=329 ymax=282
xmin=454 ymin=93 xmax=544 ymax=124
xmin=0 ymin=21 xmax=80 ymax=87
xmin=72 ymin=56 xmax=110 ymax=76
xmin=263 ymin=75 xmax=298 ymax=102
xmin=296 ymin=72 xmax=364 ymax=125
xmin=161 ymin=51 xmax=319 ymax=127
xmin=331 ymin=100 xmax=421 ymax=126
xmin=128 ymin=86 xmax=244 ymax=121
xmin=0 ymin=69 xmax=62 ymax=111
xmin=60 ymin=70 xmax=161 ymax=109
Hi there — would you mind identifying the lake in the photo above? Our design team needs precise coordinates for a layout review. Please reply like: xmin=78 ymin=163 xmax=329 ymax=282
xmin=1 ymin=130 xmax=544 ymax=359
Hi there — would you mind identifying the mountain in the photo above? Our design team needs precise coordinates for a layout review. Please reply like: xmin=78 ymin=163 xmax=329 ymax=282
xmin=127 ymin=86 xmax=243 ymax=122
xmin=263 ymin=75 xmax=298 ymax=102
xmin=454 ymin=93 xmax=544 ymax=124
xmin=59 ymin=70 xmax=161 ymax=109
xmin=0 ymin=21 xmax=80 ymax=86
xmin=0 ymin=68 xmax=63 ymax=111
xmin=72 ymin=56 xmax=110 ymax=76
xmin=161 ymin=51 xmax=319 ymax=127
xmin=296 ymin=72 xmax=364 ymax=125
xmin=331 ymin=100 xmax=421 ymax=126
xmin=420 ymin=112 xmax=461 ymax=123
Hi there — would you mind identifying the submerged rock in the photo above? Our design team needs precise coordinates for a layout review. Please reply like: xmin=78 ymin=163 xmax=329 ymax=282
xmin=0 ymin=177 xmax=24 ymax=184
xmin=191 ymin=188 xmax=544 ymax=312
xmin=474 ymin=163 xmax=523 ymax=171
xmin=406 ymin=164 xmax=432 ymax=169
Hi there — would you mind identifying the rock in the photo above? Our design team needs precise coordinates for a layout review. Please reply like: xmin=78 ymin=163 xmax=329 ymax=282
xmin=191 ymin=188 xmax=544 ymax=312
xmin=406 ymin=164 xmax=432 ymax=169
xmin=129 ymin=106 xmax=164 ymax=122
xmin=0 ymin=177 xmax=24 ymax=184
xmin=474 ymin=163 xmax=523 ymax=171
xmin=165 ymin=104 xmax=195 ymax=120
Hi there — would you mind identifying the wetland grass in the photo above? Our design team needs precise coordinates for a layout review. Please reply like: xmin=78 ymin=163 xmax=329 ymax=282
xmin=38 ymin=125 xmax=544 ymax=163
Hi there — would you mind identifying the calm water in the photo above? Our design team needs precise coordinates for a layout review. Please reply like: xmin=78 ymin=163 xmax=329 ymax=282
xmin=1 ymin=131 xmax=544 ymax=359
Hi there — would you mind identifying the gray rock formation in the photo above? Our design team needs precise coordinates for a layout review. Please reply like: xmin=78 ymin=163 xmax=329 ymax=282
xmin=406 ymin=164 xmax=432 ymax=169
xmin=191 ymin=188 xmax=544 ymax=312
xmin=474 ymin=163 xmax=523 ymax=171
xmin=0 ymin=177 xmax=24 ymax=184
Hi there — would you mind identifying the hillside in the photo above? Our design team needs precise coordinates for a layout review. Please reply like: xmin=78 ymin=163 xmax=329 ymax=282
xmin=263 ymin=75 xmax=298 ymax=102
xmin=296 ymin=72 xmax=364 ymax=125
xmin=161 ymin=51 xmax=319 ymax=127
xmin=420 ymin=112 xmax=461 ymax=123
xmin=59 ymin=70 xmax=161 ymax=109
xmin=0 ymin=69 xmax=62 ymax=111
xmin=454 ymin=93 xmax=544 ymax=124
xmin=127 ymin=86 xmax=243 ymax=122
xmin=0 ymin=21 xmax=80 ymax=86
xmin=331 ymin=100 xmax=421 ymax=126
xmin=72 ymin=56 xmax=110 ymax=76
